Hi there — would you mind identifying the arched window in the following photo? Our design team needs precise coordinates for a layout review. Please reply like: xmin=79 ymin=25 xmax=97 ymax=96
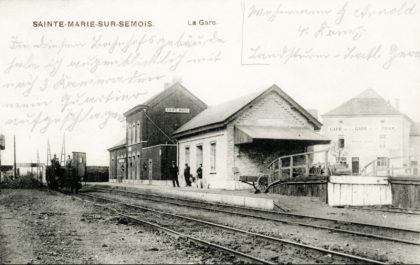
xmin=132 ymin=123 xmax=136 ymax=144
xmin=134 ymin=123 xmax=137 ymax=144
xmin=137 ymin=122 xmax=141 ymax=143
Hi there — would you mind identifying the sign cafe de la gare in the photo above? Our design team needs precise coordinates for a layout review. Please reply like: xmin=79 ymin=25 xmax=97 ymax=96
xmin=328 ymin=126 xmax=396 ymax=132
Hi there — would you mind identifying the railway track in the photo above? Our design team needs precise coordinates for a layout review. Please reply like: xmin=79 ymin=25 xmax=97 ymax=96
xmin=78 ymin=192 xmax=387 ymax=264
xmin=72 ymin=194 xmax=273 ymax=265
xmin=87 ymin=187 xmax=420 ymax=247
xmin=348 ymin=206 xmax=420 ymax=216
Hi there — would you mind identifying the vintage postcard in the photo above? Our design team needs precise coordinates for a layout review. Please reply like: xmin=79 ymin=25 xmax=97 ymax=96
xmin=0 ymin=0 xmax=419 ymax=264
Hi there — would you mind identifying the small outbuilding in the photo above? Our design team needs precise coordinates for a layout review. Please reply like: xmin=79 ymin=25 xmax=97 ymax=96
xmin=173 ymin=85 xmax=330 ymax=189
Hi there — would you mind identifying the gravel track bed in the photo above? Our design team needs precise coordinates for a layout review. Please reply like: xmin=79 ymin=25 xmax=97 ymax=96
xmin=116 ymin=202 xmax=352 ymax=264
xmin=86 ymin=192 xmax=392 ymax=264
xmin=0 ymin=189 xmax=247 ymax=264
xmin=89 ymin=190 xmax=420 ymax=264
xmin=104 ymin=189 xmax=419 ymax=242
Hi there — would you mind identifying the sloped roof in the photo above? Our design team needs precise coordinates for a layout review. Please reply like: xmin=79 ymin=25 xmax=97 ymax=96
xmin=411 ymin=122 xmax=420 ymax=136
xmin=123 ymin=82 xmax=207 ymax=117
xmin=235 ymin=125 xmax=331 ymax=144
xmin=107 ymin=139 xmax=126 ymax=151
xmin=173 ymin=85 xmax=322 ymax=138
xmin=174 ymin=90 xmax=262 ymax=134
xmin=323 ymin=88 xmax=401 ymax=116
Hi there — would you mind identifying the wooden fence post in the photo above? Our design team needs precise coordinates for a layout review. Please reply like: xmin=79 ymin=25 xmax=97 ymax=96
xmin=324 ymin=151 xmax=328 ymax=176
xmin=278 ymin=158 xmax=282 ymax=179
xmin=290 ymin=156 xmax=293 ymax=178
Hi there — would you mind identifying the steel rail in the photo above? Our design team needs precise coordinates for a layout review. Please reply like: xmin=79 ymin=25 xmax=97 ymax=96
xmin=348 ymin=207 xmax=420 ymax=216
xmin=81 ymin=193 xmax=388 ymax=265
xmin=90 ymin=186 xmax=420 ymax=234
xmin=89 ymin=187 xmax=420 ymax=245
xmin=74 ymin=194 xmax=275 ymax=265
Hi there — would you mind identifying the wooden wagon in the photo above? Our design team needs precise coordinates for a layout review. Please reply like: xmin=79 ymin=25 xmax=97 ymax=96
xmin=239 ymin=149 xmax=334 ymax=193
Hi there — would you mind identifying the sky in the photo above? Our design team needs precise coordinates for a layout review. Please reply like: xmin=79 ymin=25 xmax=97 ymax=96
xmin=0 ymin=0 xmax=419 ymax=166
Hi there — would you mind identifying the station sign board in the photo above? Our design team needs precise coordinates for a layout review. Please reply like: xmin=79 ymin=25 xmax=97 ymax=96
xmin=165 ymin=108 xmax=190 ymax=113
xmin=0 ymin=134 xmax=5 ymax=150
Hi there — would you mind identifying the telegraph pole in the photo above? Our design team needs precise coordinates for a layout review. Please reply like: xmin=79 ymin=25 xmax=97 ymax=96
xmin=37 ymin=150 xmax=40 ymax=185
xmin=0 ymin=134 xmax=5 ymax=183
xmin=13 ymin=135 xmax=16 ymax=179
xmin=0 ymin=147 xmax=2 ymax=183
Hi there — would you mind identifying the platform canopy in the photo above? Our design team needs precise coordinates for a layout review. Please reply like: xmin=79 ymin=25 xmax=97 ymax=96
xmin=234 ymin=125 xmax=331 ymax=145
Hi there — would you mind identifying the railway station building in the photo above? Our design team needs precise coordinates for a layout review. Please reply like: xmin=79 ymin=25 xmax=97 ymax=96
xmin=321 ymin=88 xmax=420 ymax=175
xmin=108 ymin=82 xmax=207 ymax=184
xmin=173 ymin=85 xmax=330 ymax=190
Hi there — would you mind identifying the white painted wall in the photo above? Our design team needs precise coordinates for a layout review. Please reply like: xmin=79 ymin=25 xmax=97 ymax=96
xmin=178 ymin=129 xmax=235 ymax=189
xmin=410 ymin=136 xmax=420 ymax=158
xmin=328 ymin=176 xmax=392 ymax=206
xmin=320 ymin=115 xmax=410 ymax=171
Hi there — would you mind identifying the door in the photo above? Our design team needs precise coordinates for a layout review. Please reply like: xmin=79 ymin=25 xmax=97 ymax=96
xmin=196 ymin=145 xmax=203 ymax=168
xmin=352 ymin=157 xmax=359 ymax=175
xmin=148 ymin=159 xmax=153 ymax=184
xmin=117 ymin=158 xmax=125 ymax=183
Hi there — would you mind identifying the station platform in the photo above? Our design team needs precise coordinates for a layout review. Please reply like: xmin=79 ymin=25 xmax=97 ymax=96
xmin=85 ymin=182 xmax=275 ymax=210
xmin=83 ymin=182 xmax=420 ymax=231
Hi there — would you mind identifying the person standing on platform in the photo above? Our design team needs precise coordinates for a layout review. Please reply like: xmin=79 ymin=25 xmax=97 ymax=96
xmin=170 ymin=161 xmax=179 ymax=187
xmin=196 ymin=164 xmax=203 ymax=189
xmin=184 ymin=163 xmax=191 ymax=186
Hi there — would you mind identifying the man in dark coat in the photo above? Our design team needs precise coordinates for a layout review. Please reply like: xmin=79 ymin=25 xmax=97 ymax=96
xmin=184 ymin=163 xmax=191 ymax=186
xmin=196 ymin=164 xmax=203 ymax=189
xmin=169 ymin=161 xmax=179 ymax=187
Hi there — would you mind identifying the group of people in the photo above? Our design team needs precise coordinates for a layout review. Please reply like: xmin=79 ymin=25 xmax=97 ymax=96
xmin=169 ymin=161 xmax=204 ymax=188
xmin=50 ymin=154 xmax=73 ymax=171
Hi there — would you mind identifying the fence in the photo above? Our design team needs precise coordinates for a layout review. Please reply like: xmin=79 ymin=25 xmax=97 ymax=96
xmin=267 ymin=149 xmax=330 ymax=180
xmin=360 ymin=155 xmax=420 ymax=177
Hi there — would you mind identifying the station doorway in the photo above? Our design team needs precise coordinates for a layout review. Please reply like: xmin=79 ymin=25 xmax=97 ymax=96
xmin=352 ymin=157 xmax=359 ymax=175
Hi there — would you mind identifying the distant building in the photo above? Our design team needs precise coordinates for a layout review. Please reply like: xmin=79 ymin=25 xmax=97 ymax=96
xmin=410 ymin=123 xmax=420 ymax=175
xmin=321 ymin=88 xmax=419 ymax=175
xmin=108 ymin=82 xmax=207 ymax=184
xmin=173 ymin=85 xmax=330 ymax=189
